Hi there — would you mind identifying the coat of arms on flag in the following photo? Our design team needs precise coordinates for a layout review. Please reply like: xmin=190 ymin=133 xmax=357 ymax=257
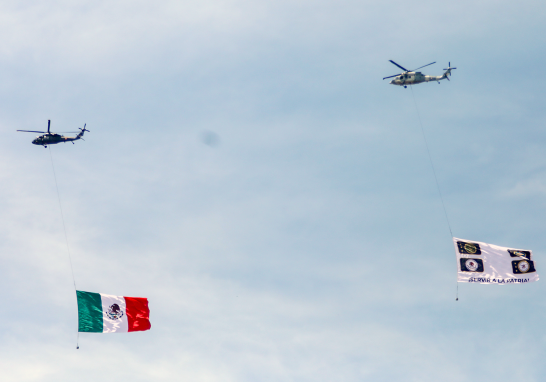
xmin=454 ymin=238 xmax=539 ymax=284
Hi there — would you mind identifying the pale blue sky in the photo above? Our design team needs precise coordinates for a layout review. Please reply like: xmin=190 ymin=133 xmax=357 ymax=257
xmin=1 ymin=1 xmax=546 ymax=381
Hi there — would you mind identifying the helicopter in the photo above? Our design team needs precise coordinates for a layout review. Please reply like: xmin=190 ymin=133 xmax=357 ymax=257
xmin=383 ymin=60 xmax=456 ymax=88
xmin=17 ymin=120 xmax=89 ymax=148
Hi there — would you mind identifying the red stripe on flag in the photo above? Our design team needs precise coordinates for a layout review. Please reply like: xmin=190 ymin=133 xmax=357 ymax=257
xmin=125 ymin=297 xmax=151 ymax=332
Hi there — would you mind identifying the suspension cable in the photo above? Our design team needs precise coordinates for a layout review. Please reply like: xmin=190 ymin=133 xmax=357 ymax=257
xmin=409 ymin=86 xmax=458 ymax=300
xmin=48 ymin=147 xmax=80 ymax=345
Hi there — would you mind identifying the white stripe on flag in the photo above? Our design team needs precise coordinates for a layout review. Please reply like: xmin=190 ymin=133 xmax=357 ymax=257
xmin=100 ymin=294 xmax=128 ymax=333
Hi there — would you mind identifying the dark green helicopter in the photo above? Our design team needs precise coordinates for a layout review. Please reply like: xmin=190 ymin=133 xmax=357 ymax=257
xmin=18 ymin=120 xmax=89 ymax=148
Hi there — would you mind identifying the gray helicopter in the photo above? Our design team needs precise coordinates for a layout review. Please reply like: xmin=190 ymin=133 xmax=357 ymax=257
xmin=17 ymin=120 xmax=89 ymax=148
xmin=383 ymin=60 xmax=456 ymax=88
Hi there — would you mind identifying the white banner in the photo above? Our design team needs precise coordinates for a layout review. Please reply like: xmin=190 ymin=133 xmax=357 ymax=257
xmin=454 ymin=237 xmax=539 ymax=284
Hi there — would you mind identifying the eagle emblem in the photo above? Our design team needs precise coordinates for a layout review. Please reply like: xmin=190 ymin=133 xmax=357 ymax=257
xmin=106 ymin=303 xmax=124 ymax=320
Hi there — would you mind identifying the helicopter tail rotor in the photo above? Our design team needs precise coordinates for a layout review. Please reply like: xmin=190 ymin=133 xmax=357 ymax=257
xmin=77 ymin=124 xmax=89 ymax=139
xmin=443 ymin=62 xmax=457 ymax=78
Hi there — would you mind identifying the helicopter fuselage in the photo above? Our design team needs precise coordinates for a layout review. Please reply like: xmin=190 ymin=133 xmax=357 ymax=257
xmin=32 ymin=134 xmax=81 ymax=146
xmin=389 ymin=71 xmax=447 ymax=86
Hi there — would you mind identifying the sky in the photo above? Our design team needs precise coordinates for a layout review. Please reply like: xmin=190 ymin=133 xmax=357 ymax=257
xmin=1 ymin=0 xmax=546 ymax=381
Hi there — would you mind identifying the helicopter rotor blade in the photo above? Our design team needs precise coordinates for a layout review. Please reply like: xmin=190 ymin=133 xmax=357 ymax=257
xmin=17 ymin=130 xmax=46 ymax=133
xmin=47 ymin=120 xmax=51 ymax=133
xmin=383 ymin=73 xmax=402 ymax=80
xmin=412 ymin=61 xmax=436 ymax=71
xmin=389 ymin=60 xmax=409 ymax=72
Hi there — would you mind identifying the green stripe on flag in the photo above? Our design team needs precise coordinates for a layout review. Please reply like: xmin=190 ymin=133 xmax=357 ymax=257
xmin=76 ymin=291 xmax=103 ymax=332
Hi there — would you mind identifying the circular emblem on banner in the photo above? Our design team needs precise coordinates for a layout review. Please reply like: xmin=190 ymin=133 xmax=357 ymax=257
xmin=464 ymin=243 xmax=478 ymax=254
xmin=106 ymin=303 xmax=124 ymax=320
xmin=465 ymin=259 xmax=479 ymax=272
xmin=517 ymin=260 xmax=530 ymax=273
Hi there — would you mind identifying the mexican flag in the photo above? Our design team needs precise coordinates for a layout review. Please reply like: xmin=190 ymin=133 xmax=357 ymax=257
xmin=77 ymin=290 xmax=151 ymax=333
